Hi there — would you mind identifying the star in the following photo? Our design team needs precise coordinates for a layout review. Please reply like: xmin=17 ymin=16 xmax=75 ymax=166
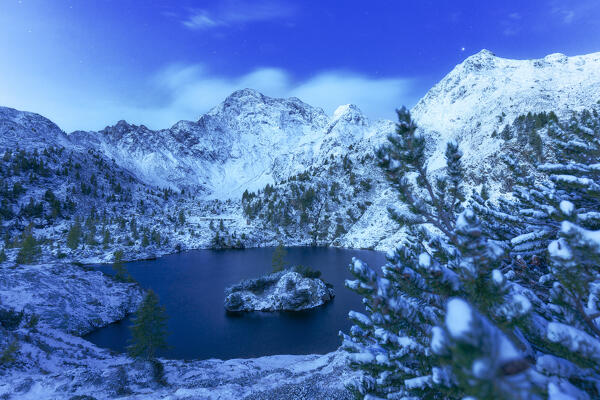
xmin=461 ymin=47 xmax=466 ymax=52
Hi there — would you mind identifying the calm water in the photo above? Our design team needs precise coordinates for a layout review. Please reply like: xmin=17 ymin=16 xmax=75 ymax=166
xmin=84 ymin=247 xmax=386 ymax=360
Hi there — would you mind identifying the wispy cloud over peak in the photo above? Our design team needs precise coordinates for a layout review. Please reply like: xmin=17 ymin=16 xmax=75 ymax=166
xmin=148 ymin=63 xmax=417 ymax=127
xmin=501 ymin=11 xmax=523 ymax=36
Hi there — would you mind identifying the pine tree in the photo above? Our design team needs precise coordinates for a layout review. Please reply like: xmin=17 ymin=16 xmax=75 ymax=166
xmin=16 ymin=231 xmax=41 ymax=264
xmin=85 ymin=219 xmax=97 ymax=246
xmin=102 ymin=229 xmax=111 ymax=249
xmin=480 ymin=182 xmax=490 ymax=201
xmin=429 ymin=210 xmax=535 ymax=399
xmin=343 ymin=108 xmax=533 ymax=398
xmin=141 ymin=232 xmax=150 ymax=247
xmin=112 ymin=250 xmax=133 ymax=282
xmin=343 ymin=108 xmax=458 ymax=398
xmin=376 ymin=107 xmax=462 ymax=241
xmin=210 ymin=230 xmax=227 ymax=249
xmin=507 ymin=108 xmax=600 ymax=398
xmin=66 ymin=219 xmax=82 ymax=250
xmin=470 ymin=107 xmax=600 ymax=398
xmin=271 ymin=242 xmax=287 ymax=272
xmin=130 ymin=218 xmax=139 ymax=240
xmin=128 ymin=290 xmax=168 ymax=360
xmin=0 ymin=248 xmax=6 ymax=263
xmin=501 ymin=124 xmax=513 ymax=141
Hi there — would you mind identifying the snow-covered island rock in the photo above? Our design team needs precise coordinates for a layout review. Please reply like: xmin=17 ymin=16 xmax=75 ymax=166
xmin=224 ymin=269 xmax=335 ymax=312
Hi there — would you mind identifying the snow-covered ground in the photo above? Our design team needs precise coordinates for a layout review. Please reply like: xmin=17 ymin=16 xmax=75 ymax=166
xmin=0 ymin=261 xmax=142 ymax=335
xmin=1 ymin=327 xmax=354 ymax=399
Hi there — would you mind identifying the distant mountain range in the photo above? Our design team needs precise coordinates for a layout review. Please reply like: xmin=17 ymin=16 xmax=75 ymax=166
xmin=1 ymin=50 xmax=599 ymax=252
xmin=4 ymin=50 xmax=600 ymax=199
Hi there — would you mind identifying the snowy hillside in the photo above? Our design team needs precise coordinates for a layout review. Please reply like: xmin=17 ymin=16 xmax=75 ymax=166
xmin=0 ymin=106 xmax=71 ymax=151
xmin=412 ymin=49 xmax=600 ymax=177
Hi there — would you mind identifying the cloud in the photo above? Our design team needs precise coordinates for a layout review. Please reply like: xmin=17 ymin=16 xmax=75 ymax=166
xmin=118 ymin=64 xmax=415 ymax=130
xmin=150 ymin=64 xmax=415 ymax=126
xmin=501 ymin=12 xmax=522 ymax=36
xmin=551 ymin=6 xmax=576 ymax=24
xmin=290 ymin=73 xmax=414 ymax=120
xmin=550 ymin=0 xmax=600 ymax=25
xmin=0 ymin=64 xmax=416 ymax=132
xmin=182 ymin=12 xmax=221 ymax=30
xmin=182 ymin=0 xmax=296 ymax=30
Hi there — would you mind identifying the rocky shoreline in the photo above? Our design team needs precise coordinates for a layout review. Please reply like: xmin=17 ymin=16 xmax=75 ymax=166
xmin=0 ymin=258 xmax=357 ymax=399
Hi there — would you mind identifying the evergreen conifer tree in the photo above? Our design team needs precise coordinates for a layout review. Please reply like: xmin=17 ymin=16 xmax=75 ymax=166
xmin=102 ymin=229 xmax=111 ymax=249
xmin=271 ymin=242 xmax=287 ymax=272
xmin=130 ymin=218 xmax=139 ymax=240
xmin=141 ymin=232 xmax=150 ymax=247
xmin=112 ymin=250 xmax=133 ymax=282
xmin=128 ymin=290 xmax=169 ymax=360
xmin=66 ymin=219 xmax=82 ymax=250
xmin=343 ymin=108 xmax=533 ymax=398
xmin=502 ymin=108 xmax=600 ymax=398
xmin=465 ymin=107 xmax=600 ymax=398
xmin=16 ymin=231 xmax=41 ymax=264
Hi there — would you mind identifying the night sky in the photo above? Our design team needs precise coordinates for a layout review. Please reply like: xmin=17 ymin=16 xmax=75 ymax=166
xmin=1 ymin=0 xmax=599 ymax=131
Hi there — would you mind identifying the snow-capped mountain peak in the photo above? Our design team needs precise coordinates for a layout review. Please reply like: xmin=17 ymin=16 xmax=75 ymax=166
xmin=411 ymin=50 xmax=600 ymax=175
xmin=332 ymin=104 xmax=368 ymax=126
xmin=60 ymin=89 xmax=388 ymax=198
xmin=459 ymin=49 xmax=498 ymax=73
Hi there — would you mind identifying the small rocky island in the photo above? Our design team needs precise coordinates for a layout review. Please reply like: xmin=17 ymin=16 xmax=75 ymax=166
xmin=224 ymin=267 xmax=335 ymax=312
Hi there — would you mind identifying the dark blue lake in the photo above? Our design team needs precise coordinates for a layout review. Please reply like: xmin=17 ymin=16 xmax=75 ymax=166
xmin=84 ymin=247 xmax=386 ymax=360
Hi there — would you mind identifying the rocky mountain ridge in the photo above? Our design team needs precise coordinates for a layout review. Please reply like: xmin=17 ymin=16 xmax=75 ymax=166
xmin=1 ymin=50 xmax=599 ymax=254
xmin=68 ymin=88 xmax=392 ymax=199
xmin=5 ymin=50 xmax=599 ymax=203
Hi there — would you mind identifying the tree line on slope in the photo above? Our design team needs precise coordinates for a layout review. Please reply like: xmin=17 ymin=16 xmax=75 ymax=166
xmin=241 ymin=152 xmax=375 ymax=245
xmin=343 ymin=106 xmax=600 ymax=399
xmin=0 ymin=145 xmax=200 ymax=264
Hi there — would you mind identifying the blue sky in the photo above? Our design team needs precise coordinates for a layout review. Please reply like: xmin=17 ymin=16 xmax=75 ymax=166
xmin=1 ymin=0 xmax=599 ymax=131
